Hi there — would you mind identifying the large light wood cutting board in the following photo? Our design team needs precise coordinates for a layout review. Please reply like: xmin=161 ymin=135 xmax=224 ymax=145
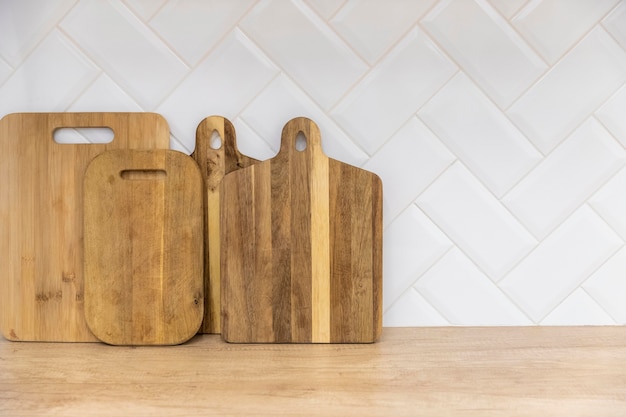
xmin=0 ymin=113 xmax=170 ymax=342
xmin=84 ymin=149 xmax=203 ymax=345
xmin=221 ymin=117 xmax=383 ymax=343
xmin=192 ymin=116 xmax=259 ymax=334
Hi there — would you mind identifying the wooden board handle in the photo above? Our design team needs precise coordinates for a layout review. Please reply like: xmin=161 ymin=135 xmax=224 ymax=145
xmin=279 ymin=117 xmax=324 ymax=159
xmin=36 ymin=112 xmax=167 ymax=145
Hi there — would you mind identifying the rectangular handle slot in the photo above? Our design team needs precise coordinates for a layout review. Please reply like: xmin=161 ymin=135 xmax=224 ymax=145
xmin=120 ymin=170 xmax=167 ymax=180
xmin=53 ymin=127 xmax=114 ymax=144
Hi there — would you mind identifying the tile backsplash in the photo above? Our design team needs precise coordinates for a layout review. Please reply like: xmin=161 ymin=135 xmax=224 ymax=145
xmin=2 ymin=0 xmax=626 ymax=326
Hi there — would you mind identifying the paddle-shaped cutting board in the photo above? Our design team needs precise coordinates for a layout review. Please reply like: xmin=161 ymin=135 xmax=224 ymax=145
xmin=0 ymin=113 xmax=169 ymax=342
xmin=192 ymin=116 xmax=258 ymax=334
xmin=84 ymin=149 xmax=203 ymax=345
xmin=221 ymin=117 xmax=383 ymax=343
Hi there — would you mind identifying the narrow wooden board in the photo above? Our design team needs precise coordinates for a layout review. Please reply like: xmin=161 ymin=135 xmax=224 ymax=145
xmin=221 ymin=117 xmax=383 ymax=343
xmin=83 ymin=149 xmax=203 ymax=345
xmin=0 ymin=113 xmax=170 ymax=342
xmin=191 ymin=116 xmax=259 ymax=334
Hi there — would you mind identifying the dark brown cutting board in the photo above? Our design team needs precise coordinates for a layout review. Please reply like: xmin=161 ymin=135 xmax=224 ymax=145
xmin=220 ymin=117 xmax=383 ymax=343
xmin=192 ymin=116 xmax=258 ymax=334
xmin=0 ymin=113 xmax=170 ymax=342
xmin=83 ymin=149 xmax=203 ymax=345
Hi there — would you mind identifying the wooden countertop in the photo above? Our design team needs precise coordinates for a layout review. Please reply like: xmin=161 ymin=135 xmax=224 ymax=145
xmin=1 ymin=327 xmax=625 ymax=416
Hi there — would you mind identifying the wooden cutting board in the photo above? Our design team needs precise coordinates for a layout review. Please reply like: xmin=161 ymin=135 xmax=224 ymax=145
xmin=191 ymin=116 xmax=258 ymax=334
xmin=0 ymin=113 xmax=170 ymax=342
xmin=83 ymin=149 xmax=203 ymax=345
xmin=220 ymin=117 xmax=383 ymax=343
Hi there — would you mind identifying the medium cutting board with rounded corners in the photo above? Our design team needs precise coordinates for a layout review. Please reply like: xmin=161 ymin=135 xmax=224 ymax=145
xmin=220 ymin=117 xmax=383 ymax=344
xmin=192 ymin=116 xmax=259 ymax=334
xmin=84 ymin=149 xmax=204 ymax=346
xmin=0 ymin=113 xmax=170 ymax=342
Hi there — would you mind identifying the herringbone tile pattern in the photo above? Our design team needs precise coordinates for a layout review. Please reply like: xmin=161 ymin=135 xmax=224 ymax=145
xmin=2 ymin=0 xmax=626 ymax=326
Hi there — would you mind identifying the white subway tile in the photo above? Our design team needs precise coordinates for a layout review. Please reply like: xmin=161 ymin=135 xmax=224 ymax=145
xmin=503 ymin=118 xmax=626 ymax=239
xmin=60 ymin=0 xmax=188 ymax=109
xmin=0 ymin=0 xmax=75 ymax=66
xmin=364 ymin=117 xmax=455 ymax=225
xmin=589 ymin=167 xmax=626 ymax=241
xmin=150 ymin=0 xmax=255 ymax=66
xmin=415 ymin=248 xmax=531 ymax=325
xmin=489 ymin=0 xmax=528 ymax=18
xmin=68 ymin=74 xmax=142 ymax=112
xmin=419 ymin=73 xmax=541 ymax=197
xmin=596 ymin=85 xmax=626 ymax=148
xmin=240 ymin=0 xmax=367 ymax=109
xmin=602 ymin=1 xmax=626 ymax=50
xmin=513 ymin=0 xmax=619 ymax=64
xmin=417 ymin=162 xmax=536 ymax=280
xmin=540 ymin=289 xmax=616 ymax=325
xmin=500 ymin=206 xmax=622 ymax=322
xmin=583 ymin=246 xmax=626 ymax=323
xmin=507 ymin=27 xmax=626 ymax=154
xmin=332 ymin=27 xmax=456 ymax=155
xmin=240 ymin=75 xmax=368 ymax=166
xmin=157 ymin=29 xmax=279 ymax=151
xmin=331 ymin=0 xmax=436 ymax=63
xmin=384 ymin=288 xmax=449 ymax=327
xmin=383 ymin=205 xmax=452 ymax=310
xmin=0 ymin=30 xmax=99 ymax=115
xmin=422 ymin=0 xmax=546 ymax=108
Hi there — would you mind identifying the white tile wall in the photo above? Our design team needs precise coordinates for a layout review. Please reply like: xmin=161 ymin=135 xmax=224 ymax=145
xmin=2 ymin=0 xmax=626 ymax=326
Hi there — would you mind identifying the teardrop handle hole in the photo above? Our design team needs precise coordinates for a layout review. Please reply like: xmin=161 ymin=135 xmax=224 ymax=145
xmin=210 ymin=129 xmax=222 ymax=150
xmin=120 ymin=170 xmax=167 ymax=180
xmin=295 ymin=131 xmax=307 ymax=152
xmin=54 ymin=127 xmax=114 ymax=144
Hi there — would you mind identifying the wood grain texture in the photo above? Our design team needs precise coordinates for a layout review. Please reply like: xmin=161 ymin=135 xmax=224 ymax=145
xmin=0 ymin=113 xmax=170 ymax=342
xmin=191 ymin=116 xmax=259 ymax=334
xmin=2 ymin=327 xmax=626 ymax=416
xmin=83 ymin=149 xmax=203 ymax=345
xmin=221 ymin=117 xmax=382 ymax=343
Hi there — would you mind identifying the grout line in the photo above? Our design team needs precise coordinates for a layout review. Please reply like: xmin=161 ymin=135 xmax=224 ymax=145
xmin=147 ymin=0 xmax=169 ymax=21
xmin=170 ymin=132 xmax=192 ymax=155
xmin=0 ymin=56 xmax=14 ymax=90
xmin=325 ymin=0 xmax=349 ymax=21
xmin=115 ymin=1 xmax=192 ymax=70
xmin=586 ymin=199 xmax=626 ymax=243
xmin=493 ymin=283 xmax=538 ymax=325
xmin=382 ymin=287 xmax=451 ymax=326
xmin=593 ymin=107 xmax=626 ymax=149
xmin=234 ymin=116 xmax=279 ymax=158
xmin=316 ymin=2 xmax=373 ymax=66
xmin=493 ymin=0 xmax=531 ymax=21
xmin=580 ymin=286 xmax=622 ymax=324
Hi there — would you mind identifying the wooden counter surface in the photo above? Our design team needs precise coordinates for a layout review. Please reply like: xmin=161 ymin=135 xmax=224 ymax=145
xmin=1 ymin=327 xmax=625 ymax=416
